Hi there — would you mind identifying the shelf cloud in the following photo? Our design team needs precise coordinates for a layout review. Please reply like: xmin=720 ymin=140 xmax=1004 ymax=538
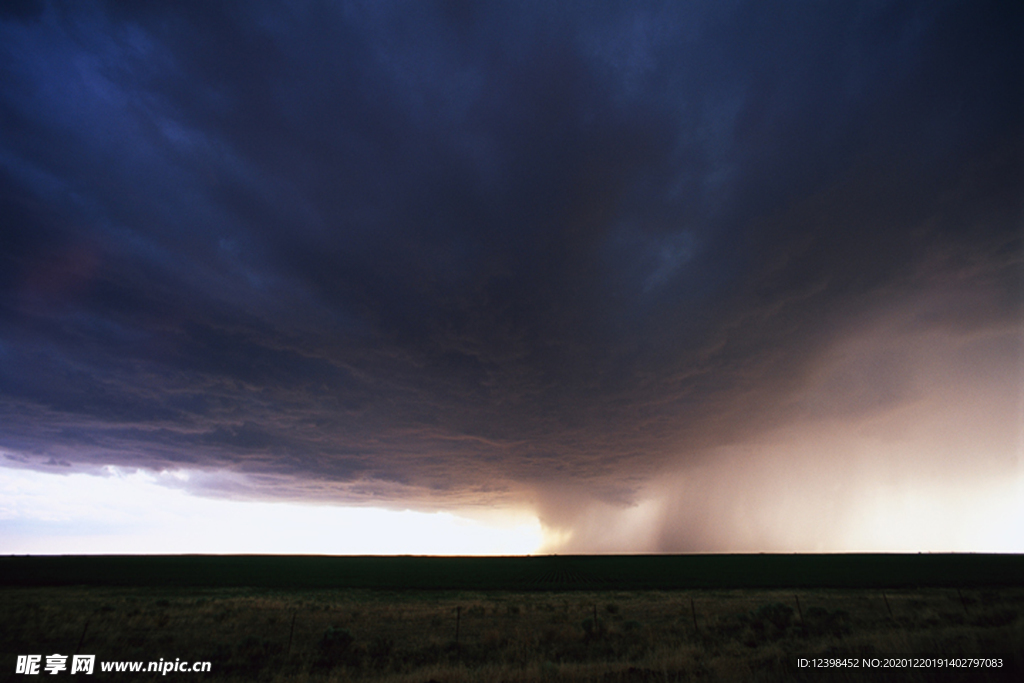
xmin=1 ymin=0 xmax=1020 ymax=552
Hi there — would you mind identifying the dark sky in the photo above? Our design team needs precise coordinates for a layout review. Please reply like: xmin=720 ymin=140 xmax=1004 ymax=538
xmin=1 ymin=1 xmax=1021 ymax=551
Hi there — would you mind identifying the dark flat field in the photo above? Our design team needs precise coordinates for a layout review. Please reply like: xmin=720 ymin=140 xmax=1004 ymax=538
xmin=3 ymin=584 xmax=1022 ymax=682
xmin=3 ymin=555 xmax=1022 ymax=682
xmin=1 ymin=553 xmax=1021 ymax=590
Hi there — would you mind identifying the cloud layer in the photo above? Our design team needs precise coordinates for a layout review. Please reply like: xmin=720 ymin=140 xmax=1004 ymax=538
xmin=1 ymin=1 xmax=1021 ymax=550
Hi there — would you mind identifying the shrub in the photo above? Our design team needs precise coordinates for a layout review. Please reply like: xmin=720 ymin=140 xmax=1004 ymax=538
xmin=753 ymin=603 xmax=793 ymax=630
xmin=368 ymin=634 xmax=394 ymax=669
xmin=318 ymin=625 xmax=355 ymax=654
xmin=224 ymin=636 xmax=281 ymax=676
xmin=581 ymin=617 xmax=608 ymax=639
xmin=802 ymin=607 xmax=850 ymax=637
xmin=314 ymin=625 xmax=360 ymax=670
xmin=744 ymin=603 xmax=794 ymax=644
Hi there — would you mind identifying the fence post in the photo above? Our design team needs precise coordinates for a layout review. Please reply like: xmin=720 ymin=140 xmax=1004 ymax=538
xmin=690 ymin=597 xmax=699 ymax=634
xmin=74 ymin=618 xmax=90 ymax=654
xmin=794 ymin=595 xmax=803 ymax=624
xmin=455 ymin=606 xmax=461 ymax=646
xmin=882 ymin=593 xmax=893 ymax=619
xmin=286 ymin=612 xmax=296 ymax=656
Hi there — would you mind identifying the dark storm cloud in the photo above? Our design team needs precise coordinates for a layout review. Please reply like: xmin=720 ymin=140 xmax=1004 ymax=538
xmin=1 ymin=1 xmax=1020 ymax=526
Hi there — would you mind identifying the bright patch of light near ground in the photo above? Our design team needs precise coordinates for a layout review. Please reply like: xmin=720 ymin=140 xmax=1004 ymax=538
xmin=0 ymin=466 xmax=545 ymax=555
xmin=840 ymin=475 xmax=1024 ymax=553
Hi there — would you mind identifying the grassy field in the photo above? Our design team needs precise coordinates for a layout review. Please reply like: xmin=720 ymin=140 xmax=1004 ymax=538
xmin=1 ymin=555 xmax=1021 ymax=682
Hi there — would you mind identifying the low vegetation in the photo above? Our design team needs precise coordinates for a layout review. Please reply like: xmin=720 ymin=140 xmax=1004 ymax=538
xmin=2 ymin=585 xmax=1021 ymax=681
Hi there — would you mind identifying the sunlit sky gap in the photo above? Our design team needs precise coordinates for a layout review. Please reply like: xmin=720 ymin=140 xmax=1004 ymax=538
xmin=0 ymin=465 xmax=546 ymax=555
xmin=0 ymin=1 xmax=1021 ymax=555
